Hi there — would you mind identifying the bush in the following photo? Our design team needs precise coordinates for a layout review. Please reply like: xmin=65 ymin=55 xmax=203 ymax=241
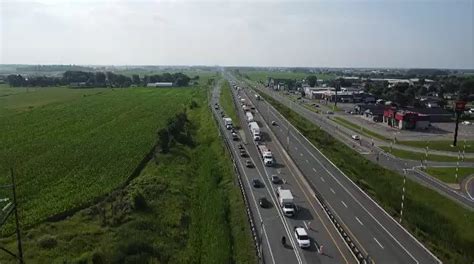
xmin=132 ymin=191 xmax=148 ymax=211
xmin=37 ymin=234 xmax=57 ymax=249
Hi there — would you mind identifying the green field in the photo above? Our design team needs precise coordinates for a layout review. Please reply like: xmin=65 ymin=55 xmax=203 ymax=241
xmin=257 ymin=88 xmax=474 ymax=263
xmin=380 ymin=146 xmax=474 ymax=162
xmin=0 ymin=87 xmax=199 ymax=234
xmin=219 ymin=80 xmax=241 ymax=129
xmin=423 ymin=167 xmax=474 ymax=184
xmin=0 ymin=83 xmax=255 ymax=262
xmin=332 ymin=116 xmax=390 ymax=141
xmin=240 ymin=70 xmax=336 ymax=83
xmin=398 ymin=140 xmax=474 ymax=154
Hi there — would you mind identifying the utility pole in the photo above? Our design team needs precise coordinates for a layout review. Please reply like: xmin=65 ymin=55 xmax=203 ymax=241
xmin=11 ymin=169 xmax=24 ymax=264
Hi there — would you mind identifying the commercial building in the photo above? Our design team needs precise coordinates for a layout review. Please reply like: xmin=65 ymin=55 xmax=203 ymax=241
xmin=383 ymin=108 xmax=430 ymax=130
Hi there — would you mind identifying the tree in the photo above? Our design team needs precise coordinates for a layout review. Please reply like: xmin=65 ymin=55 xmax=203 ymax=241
xmin=307 ymin=75 xmax=318 ymax=87
xmin=132 ymin=74 xmax=140 ymax=85
xmin=459 ymin=79 xmax=474 ymax=100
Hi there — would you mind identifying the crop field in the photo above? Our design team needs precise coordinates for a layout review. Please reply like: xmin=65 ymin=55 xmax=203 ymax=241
xmin=0 ymin=82 xmax=255 ymax=263
xmin=0 ymin=86 xmax=198 ymax=233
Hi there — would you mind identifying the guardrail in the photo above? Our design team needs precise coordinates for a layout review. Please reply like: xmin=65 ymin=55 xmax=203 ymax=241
xmin=208 ymin=94 xmax=263 ymax=263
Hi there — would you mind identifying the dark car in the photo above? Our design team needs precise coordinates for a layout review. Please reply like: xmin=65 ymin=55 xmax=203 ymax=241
xmin=252 ymin=179 xmax=262 ymax=188
xmin=271 ymin=175 xmax=281 ymax=184
xmin=238 ymin=144 xmax=244 ymax=150
xmin=259 ymin=197 xmax=271 ymax=208
xmin=271 ymin=121 xmax=277 ymax=126
xmin=246 ymin=160 xmax=253 ymax=168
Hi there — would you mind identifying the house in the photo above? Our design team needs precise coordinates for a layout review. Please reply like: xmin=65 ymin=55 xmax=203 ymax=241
xmin=147 ymin=82 xmax=173 ymax=87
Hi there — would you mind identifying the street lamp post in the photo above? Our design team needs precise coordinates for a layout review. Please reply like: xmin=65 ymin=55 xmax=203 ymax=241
xmin=400 ymin=169 xmax=407 ymax=224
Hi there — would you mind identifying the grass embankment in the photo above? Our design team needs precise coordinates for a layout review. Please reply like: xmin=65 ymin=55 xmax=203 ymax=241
xmin=422 ymin=167 xmax=474 ymax=184
xmin=259 ymin=91 xmax=474 ymax=263
xmin=219 ymin=80 xmax=241 ymax=129
xmin=398 ymin=140 xmax=474 ymax=154
xmin=332 ymin=116 xmax=390 ymax=141
xmin=380 ymin=146 xmax=474 ymax=162
xmin=0 ymin=85 xmax=255 ymax=263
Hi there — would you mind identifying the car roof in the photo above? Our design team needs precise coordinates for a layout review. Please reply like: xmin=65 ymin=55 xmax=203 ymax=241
xmin=295 ymin=227 xmax=308 ymax=236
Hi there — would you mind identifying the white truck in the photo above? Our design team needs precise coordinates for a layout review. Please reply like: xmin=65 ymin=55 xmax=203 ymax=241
xmin=246 ymin=112 xmax=254 ymax=123
xmin=248 ymin=121 xmax=261 ymax=141
xmin=276 ymin=187 xmax=296 ymax=217
xmin=223 ymin=117 xmax=233 ymax=130
xmin=257 ymin=144 xmax=273 ymax=166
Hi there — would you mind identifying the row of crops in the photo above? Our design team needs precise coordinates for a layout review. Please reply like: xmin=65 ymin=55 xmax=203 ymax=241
xmin=0 ymin=87 xmax=198 ymax=233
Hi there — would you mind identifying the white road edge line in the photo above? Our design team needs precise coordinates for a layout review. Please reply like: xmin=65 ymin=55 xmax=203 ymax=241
xmin=271 ymin=85 xmax=441 ymax=263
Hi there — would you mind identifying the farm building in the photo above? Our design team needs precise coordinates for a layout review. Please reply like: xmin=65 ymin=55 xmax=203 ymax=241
xmin=147 ymin=82 xmax=174 ymax=87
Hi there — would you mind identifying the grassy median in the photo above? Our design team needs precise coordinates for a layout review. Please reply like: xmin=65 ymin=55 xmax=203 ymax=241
xmin=258 ymin=89 xmax=474 ymax=264
xmin=423 ymin=167 xmax=474 ymax=184
xmin=380 ymin=146 xmax=474 ymax=162
xmin=398 ymin=140 xmax=474 ymax=154
xmin=219 ymin=80 xmax=241 ymax=129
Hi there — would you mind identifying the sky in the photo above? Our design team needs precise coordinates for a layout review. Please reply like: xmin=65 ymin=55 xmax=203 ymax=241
xmin=0 ymin=0 xmax=473 ymax=69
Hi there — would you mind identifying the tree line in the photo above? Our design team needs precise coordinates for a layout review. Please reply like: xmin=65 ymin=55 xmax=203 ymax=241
xmin=5 ymin=71 xmax=193 ymax=88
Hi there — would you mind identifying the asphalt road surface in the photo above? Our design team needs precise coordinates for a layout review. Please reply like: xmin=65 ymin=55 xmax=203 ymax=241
xmin=211 ymin=81 xmax=356 ymax=264
xmin=244 ymin=80 xmax=474 ymax=209
xmin=227 ymin=74 xmax=441 ymax=264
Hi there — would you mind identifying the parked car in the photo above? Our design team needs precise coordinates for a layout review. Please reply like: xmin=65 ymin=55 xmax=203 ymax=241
xmin=271 ymin=175 xmax=281 ymax=184
xmin=326 ymin=111 xmax=334 ymax=114
xmin=294 ymin=227 xmax=310 ymax=248
xmin=462 ymin=121 xmax=471 ymax=125
xmin=259 ymin=197 xmax=271 ymax=208
xmin=271 ymin=121 xmax=277 ymax=126
xmin=246 ymin=160 xmax=253 ymax=168
xmin=351 ymin=135 xmax=360 ymax=140
xmin=252 ymin=179 xmax=262 ymax=188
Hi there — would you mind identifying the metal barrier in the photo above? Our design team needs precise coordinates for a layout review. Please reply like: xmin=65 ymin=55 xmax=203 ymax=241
xmin=208 ymin=100 xmax=263 ymax=263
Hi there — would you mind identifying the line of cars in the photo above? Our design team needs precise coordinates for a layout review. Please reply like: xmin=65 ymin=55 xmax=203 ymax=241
xmin=231 ymin=84 xmax=312 ymax=249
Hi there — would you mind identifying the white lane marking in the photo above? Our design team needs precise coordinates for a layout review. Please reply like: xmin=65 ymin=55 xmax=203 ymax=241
xmin=341 ymin=201 xmax=348 ymax=208
xmin=303 ymin=221 xmax=309 ymax=230
xmin=330 ymin=188 xmax=335 ymax=194
xmin=305 ymin=159 xmax=309 ymax=163
xmin=300 ymin=153 xmax=303 ymax=157
xmin=295 ymin=146 xmax=298 ymax=150
xmin=374 ymin=237 xmax=384 ymax=249
xmin=320 ymin=177 xmax=325 ymax=182
xmin=355 ymin=217 xmax=363 ymax=226
xmin=312 ymin=168 xmax=317 ymax=173
xmin=283 ymin=121 xmax=421 ymax=263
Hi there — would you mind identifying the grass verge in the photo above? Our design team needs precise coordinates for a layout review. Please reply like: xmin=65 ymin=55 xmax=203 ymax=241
xmin=220 ymin=80 xmax=241 ymax=129
xmin=258 ymin=89 xmax=474 ymax=264
xmin=422 ymin=167 xmax=474 ymax=184
xmin=380 ymin=146 xmax=474 ymax=162
xmin=398 ymin=140 xmax=474 ymax=154
xmin=332 ymin=116 xmax=390 ymax=141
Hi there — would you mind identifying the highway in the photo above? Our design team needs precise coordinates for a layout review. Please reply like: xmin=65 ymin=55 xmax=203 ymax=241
xmin=210 ymin=80 xmax=356 ymax=264
xmin=227 ymin=74 xmax=441 ymax=264
xmin=243 ymin=79 xmax=474 ymax=209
